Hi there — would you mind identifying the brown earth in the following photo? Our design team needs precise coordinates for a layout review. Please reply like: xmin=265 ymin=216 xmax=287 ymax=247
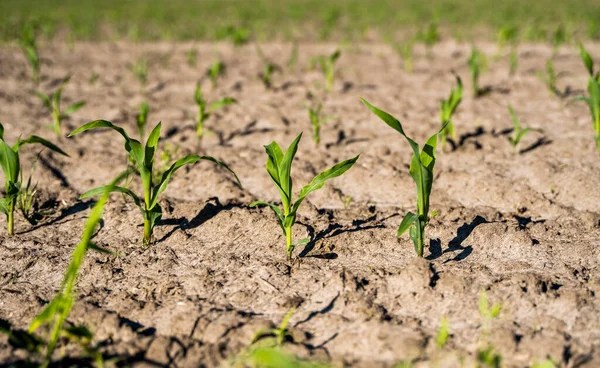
xmin=1 ymin=40 xmax=600 ymax=367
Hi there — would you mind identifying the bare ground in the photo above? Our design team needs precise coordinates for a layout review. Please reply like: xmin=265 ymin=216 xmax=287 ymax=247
xmin=1 ymin=41 xmax=600 ymax=367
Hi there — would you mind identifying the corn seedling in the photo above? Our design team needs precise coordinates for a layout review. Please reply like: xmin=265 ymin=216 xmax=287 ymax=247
xmin=477 ymin=291 xmax=502 ymax=368
xmin=537 ymin=59 xmax=559 ymax=96
xmin=507 ymin=105 xmax=539 ymax=152
xmin=497 ymin=25 xmax=519 ymax=75
xmin=393 ymin=40 xmax=414 ymax=73
xmin=288 ymin=42 xmax=298 ymax=71
xmin=207 ymin=59 xmax=225 ymax=88
xmin=186 ymin=48 xmax=197 ymax=67
xmin=19 ymin=23 xmax=40 ymax=84
xmin=251 ymin=133 xmax=359 ymax=260
xmin=131 ymin=57 xmax=148 ymax=85
xmin=509 ymin=49 xmax=519 ymax=76
xmin=420 ymin=22 xmax=440 ymax=51
xmin=36 ymin=75 xmax=86 ymax=138
xmin=27 ymin=172 xmax=127 ymax=368
xmin=69 ymin=121 xmax=241 ymax=245
xmin=194 ymin=83 xmax=237 ymax=139
xmin=311 ymin=50 xmax=341 ymax=92
xmin=530 ymin=359 xmax=558 ymax=368
xmin=361 ymin=99 xmax=446 ymax=257
xmin=579 ymin=43 xmax=600 ymax=82
xmin=256 ymin=44 xmax=280 ymax=89
xmin=468 ymin=48 xmax=486 ymax=97
xmin=435 ymin=316 xmax=450 ymax=349
xmin=439 ymin=76 xmax=463 ymax=148
xmin=136 ymin=101 xmax=149 ymax=141
xmin=0 ymin=122 xmax=68 ymax=235
xmin=580 ymin=78 xmax=600 ymax=151
xmin=251 ymin=308 xmax=295 ymax=348
xmin=308 ymin=103 xmax=324 ymax=146
xmin=17 ymin=155 xmax=39 ymax=224
xmin=551 ymin=24 xmax=566 ymax=53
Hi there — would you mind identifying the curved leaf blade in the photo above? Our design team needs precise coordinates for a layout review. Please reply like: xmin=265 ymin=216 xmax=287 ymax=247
xmin=17 ymin=136 xmax=69 ymax=156
xmin=398 ymin=212 xmax=418 ymax=237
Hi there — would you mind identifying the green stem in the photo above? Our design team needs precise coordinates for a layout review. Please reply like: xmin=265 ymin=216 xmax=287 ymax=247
xmin=7 ymin=202 xmax=14 ymax=235
xmin=143 ymin=218 xmax=152 ymax=245
xmin=285 ymin=226 xmax=292 ymax=260
xmin=53 ymin=109 xmax=61 ymax=137
xmin=416 ymin=220 xmax=424 ymax=257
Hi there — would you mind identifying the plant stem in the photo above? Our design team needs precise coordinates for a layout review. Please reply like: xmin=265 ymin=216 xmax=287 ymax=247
xmin=285 ymin=226 xmax=292 ymax=260
xmin=52 ymin=109 xmax=61 ymax=137
xmin=416 ymin=220 xmax=424 ymax=257
xmin=7 ymin=202 xmax=14 ymax=235
xmin=143 ymin=218 xmax=152 ymax=245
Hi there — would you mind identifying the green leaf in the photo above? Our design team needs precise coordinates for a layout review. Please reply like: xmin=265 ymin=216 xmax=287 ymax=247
xmin=16 ymin=135 xmax=69 ymax=157
xmin=291 ymin=154 xmax=360 ymax=216
xmin=69 ymin=120 xmax=144 ymax=166
xmin=580 ymin=43 xmax=594 ymax=77
xmin=64 ymin=101 xmax=86 ymax=115
xmin=209 ymin=97 xmax=237 ymax=112
xmin=151 ymin=154 xmax=240 ymax=208
xmin=0 ymin=138 xmax=20 ymax=183
xmin=0 ymin=198 xmax=7 ymax=215
xmin=80 ymin=185 xmax=142 ymax=210
xmin=0 ymin=122 xmax=4 ymax=140
xmin=36 ymin=91 xmax=51 ymax=110
xmin=146 ymin=202 xmax=162 ymax=231
xmin=144 ymin=122 xmax=162 ymax=169
xmin=250 ymin=200 xmax=285 ymax=232
xmin=279 ymin=133 xmax=303 ymax=201
xmin=264 ymin=141 xmax=285 ymax=193
xmin=398 ymin=212 xmax=418 ymax=237
xmin=29 ymin=296 xmax=63 ymax=332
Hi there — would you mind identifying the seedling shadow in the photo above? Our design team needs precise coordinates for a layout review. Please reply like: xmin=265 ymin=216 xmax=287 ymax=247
xmin=154 ymin=197 xmax=245 ymax=244
xmin=297 ymin=214 xmax=387 ymax=258
xmin=217 ymin=120 xmax=273 ymax=147
xmin=427 ymin=215 xmax=487 ymax=261
xmin=519 ymin=136 xmax=552 ymax=154
xmin=454 ymin=126 xmax=485 ymax=150
xmin=294 ymin=293 xmax=340 ymax=327
xmin=17 ymin=199 xmax=95 ymax=235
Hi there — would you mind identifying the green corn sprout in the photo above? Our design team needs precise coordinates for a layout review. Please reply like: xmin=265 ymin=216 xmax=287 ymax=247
xmin=579 ymin=43 xmax=600 ymax=82
xmin=194 ymin=83 xmax=237 ymax=139
xmin=435 ymin=316 xmax=450 ymax=349
xmin=507 ymin=105 xmax=538 ymax=152
xmin=497 ymin=25 xmax=518 ymax=51
xmin=311 ymin=50 xmax=341 ymax=92
xmin=551 ymin=24 xmax=566 ymax=53
xmin=288 ymin=43 xmax=298 ymax=71
xmin=19 ymin=23 xmax=40 ymax=84
xmin=69 ymin=121 xmax=241 ymax=245
xmin=132 ymin=57 xmax=148 ymax=85
xmin=420 ymin=22 xmax=440 ymax=50
xmin=207 ymin=59 xmax=225 ymax=88
xmin=439 ymin=76 xmax=463 ymax=148
xmin=256 ymin=44 xmax=279 ymax=89
xmin=581 ymin=78 xmax=600 ymax=151
xmin=251 ymin=307 xmax=295 ymax=347
xmin=394 ymin=40 xmax=414 ymax=73
xmin=468 ymin=48 xmax=485 ymax=97
xmin=361 ymin=99 xmax=446 ymax=257
xmin=36 ymin=75 xmax=86 ymax=138
xmin=308 ymin=103 xmax=324 ymax=146
xmin=186 ymin=48 xmax=197 ymax=67
xmin=509 ymin=49 xmax=519 ymax=76
xmin=136 ymin=101 xmax=149 ymax=140
xmin=0 ymin=122 xmax=68 ymax=235
xmin=28 ymin=171 xmax=127 ymax=368
xmin=251 ymin=133 xmax=359 ymax=260
xmin=537 ymin=59 xmax=559 ymax=96
xmin=17 ymin=155 xmax=39 ymax=224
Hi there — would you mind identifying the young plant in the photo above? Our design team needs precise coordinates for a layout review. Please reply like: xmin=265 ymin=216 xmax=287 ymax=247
xmin=308 ymin=103 xmax=324 ymax=146
xmin=311 ymin=50 xmax=341 ymax=92
xmin=207 ymin=59 xmax=226 ymax=88
xmin=136 ymin=101 xmax=149 ymax=140
xmin=468 ymin=48 xmax=486 ymax=97
xmin=537 ymin=59 xmax=559 ymax=96
xmin=361 ymin=99 xmax=446 ymax=257
xmin=439 ymin=76 xmax=463 ymax=148
xmin=250 ymin=133 xmax=359 ymax=260
xmin=36 ymin=75 xmax=86 ymax=138
xmin=580 ymin=78 xmax=600 ymax=151
xmin=27 ymin=171 xmax=127 ymax=368
xmin=132 ymin=57 xmax=148 ymax=85
xmin=394 ymin=39 xmax=414 ymax=73
xmin=19 ymin=23 xmax=40 ymax=84
xmin=0 ymin=123 xmax=69 ymax=235
xmin=251 ymin=308 xmax=295 ymax=348
xmin=186 ymin=48 xmax=197 ymax=67
xmin=256 ymin=44 xmax=280 ymax=89
xmin=17 ymin=155 xmax=39 ymax=224
xmin=194 ymin=83 xmax=237 ymax=139
xmin=579 ymin=43 xmax=600 ymax=82
xmin=507 ymin=105 xmax=539 ymax=152
xmin=69 ymin=121 xmax=241 ymax=245
xmin=497 ymin=25 xmax=519 ymax=75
